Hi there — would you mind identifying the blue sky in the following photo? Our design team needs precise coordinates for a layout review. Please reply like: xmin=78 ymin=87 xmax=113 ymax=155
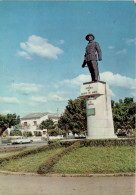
xmin=0 ymin=1 xmax=135 ymax=117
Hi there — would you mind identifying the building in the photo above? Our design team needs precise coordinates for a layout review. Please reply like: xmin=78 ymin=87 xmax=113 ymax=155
xmin=21 ymin=112 xmax=58 ymax=136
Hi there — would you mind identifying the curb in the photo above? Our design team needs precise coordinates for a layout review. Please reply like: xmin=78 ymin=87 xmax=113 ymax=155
xmin=0 ymin=170 xmax=135 ymax=177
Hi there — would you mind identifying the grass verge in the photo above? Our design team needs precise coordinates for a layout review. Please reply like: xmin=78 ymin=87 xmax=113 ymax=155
xmin=37 ymin=141 xmax=80 ymax=174
xmin=0 ymin=142 xmax=60 ymax=164
xmin=0 ymin=142 xmax=135 ymax=174
xmin=52 ymin=145 xmax=135 ymax=174
xmin=0 ymin=148 xmax=64 ymax=173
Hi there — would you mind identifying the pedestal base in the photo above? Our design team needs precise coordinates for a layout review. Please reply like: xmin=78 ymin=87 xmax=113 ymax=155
xmin=86 ymin=135 xmax=117 ymax=139
xmin=80 ymin=81 xmax=117 ymax=139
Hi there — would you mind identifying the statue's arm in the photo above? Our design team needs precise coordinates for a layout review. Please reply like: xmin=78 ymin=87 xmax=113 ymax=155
xmin=82 ymin=53 xmax=87 ymax=68
xmin=96 ymin=42 xmax=102 ymax=61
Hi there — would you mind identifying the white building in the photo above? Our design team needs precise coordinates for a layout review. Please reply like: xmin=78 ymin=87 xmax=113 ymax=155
xmin=21 ymin=112 xmax=58 ymax=136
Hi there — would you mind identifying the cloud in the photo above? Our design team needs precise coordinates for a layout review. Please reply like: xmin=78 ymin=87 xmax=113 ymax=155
xmin=59 ymin=74 xmax=90 ymax=87
xmin=57 ymin=72 xmax=136 ymax=90
xmin=47 ymin=92 xmax=69 ymax=102
xmin=0 ymin=97 xmax=20 ymax=103
xmin=30 ymin=96 xmax=47 ymax=103
xmin=108 ymin=46 xmax=115 ymax=49
xmin=29 ymin=91 xmax=69 ymax=104
xmin=116 ymin=49 xmax=127 ymax=55
xmin=126 ymin=38 xmax=136 ymax=45
xmin=109 ymin=89 xmax=116 ymax=97
xmin=18 ymin=35 xmax=64 ymax=60
xmin=12 ymin=83 xmax=43 ymax=94
xmin=100 ymin=72 xmax=136 ymax=89
xmin=17 ymin=51 xmax=32 ymax=60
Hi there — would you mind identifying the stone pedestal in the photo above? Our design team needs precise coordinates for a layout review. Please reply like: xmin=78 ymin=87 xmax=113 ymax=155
xmin=80 ymin=81 xmax=117 ymax=139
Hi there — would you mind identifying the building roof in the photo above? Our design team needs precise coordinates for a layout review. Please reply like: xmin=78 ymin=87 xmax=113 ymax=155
xmin=48 ymin=115 xmax=58 ymax=119
xmin=21 ymin=112 xmax=57 ymax=120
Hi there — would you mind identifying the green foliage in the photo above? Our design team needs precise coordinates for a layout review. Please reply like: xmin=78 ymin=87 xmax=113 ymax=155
xmin=37 ymin=141 xmax=81 ymax=174
xmin=34 ymin=131 xmax=42 ymax=136
xmin=10 ymin=130 xmax=22 ymax=136
xmin=23 ymin=131 xmax=33 ymax=137
xmin=112 ymin=97 xmax=135 ymax=133
xmin=58 ymin=129 xmax=67 ymax=136
xmin=58 ymin=97 xmax=87 ymax=135
xmin=48 ymin=129 xmax=58 ymax=136
xmin=0 ymin=142 xmax=61 ymax=164
xmin=0 ymin=148 xmax=64 ymax=173
xmin=0 ymin=141 xmax=135 ymax=174
xmin=53 ymin=146 xmax=135 ymax=173
xmin=0 ymin=114 xmax=20 ymax=136
xmin=13 ymin=124 xmax=22 ymax=131
xmin=49 ymin=138 xmax=135 ymax=147
xmin=39 ymin=119 xmax=55 ymax=130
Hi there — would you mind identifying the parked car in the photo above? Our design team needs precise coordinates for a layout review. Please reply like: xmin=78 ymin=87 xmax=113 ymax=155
xmin=75 ymin=134 xmax=86 ymax=139
xmin=116 ymin=132 xmax=126 ymax=137
xmin=11 ymin=137 xmax=33 ymax=144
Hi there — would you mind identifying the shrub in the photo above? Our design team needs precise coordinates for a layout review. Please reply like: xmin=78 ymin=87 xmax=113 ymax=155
xmin=37 ymin=141 xmax=81 ymax=174
xmin=48 ymin=129 xmax=58 ymax=136
xmin=34 ymin=131 xmax=42 ymax=136
xmin=48 ymin=138 xmax=135 ymax=147
xmin=10 ymin=130 xmax=22 ymax=136
xmin=23 ymin=131 xmax=33 ymax=137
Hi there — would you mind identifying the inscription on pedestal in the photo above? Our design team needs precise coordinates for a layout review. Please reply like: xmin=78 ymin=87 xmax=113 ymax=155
xmin=80 ymin=83 xmax=105 ymax=96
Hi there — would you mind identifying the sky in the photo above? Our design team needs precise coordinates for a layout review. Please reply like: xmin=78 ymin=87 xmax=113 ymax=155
xmin=0 ymin=1 xmax=135 ymax=117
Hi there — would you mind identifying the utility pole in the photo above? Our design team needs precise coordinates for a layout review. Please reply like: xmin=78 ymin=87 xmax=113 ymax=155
xmin=57 ymin=108 xmax=59 ymax=134
xmin=57 ymin=108 xmax=59 ymax=118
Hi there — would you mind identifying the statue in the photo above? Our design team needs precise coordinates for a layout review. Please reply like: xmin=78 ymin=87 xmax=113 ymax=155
xmin=82 ymin=33 xmax=102 ymax=82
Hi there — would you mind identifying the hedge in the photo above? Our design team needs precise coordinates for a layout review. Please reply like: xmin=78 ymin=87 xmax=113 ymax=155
xmin=0 ymin=142 xmax=61 ymax=164
xmin=10 ymin=130 xmax=22 ymax=136
xmin=48 ymin=138 xmax=135 ymax=147
xmin=37 ymin=141 xmax=81 ymax=174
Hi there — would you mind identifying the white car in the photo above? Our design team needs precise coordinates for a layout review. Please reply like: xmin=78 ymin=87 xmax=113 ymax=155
xmin=11 ymin=137 xmax=33 ymax=144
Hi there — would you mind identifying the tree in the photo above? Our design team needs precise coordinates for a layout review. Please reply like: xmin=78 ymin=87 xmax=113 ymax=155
xmin=0 ymin=114 xmax=20 ymax=144
xmin=112 ymin=97 xmax=135 ymax=133
xmin=39 ymin=119 xmax=55 ymax=130
xmin=58 ymin=96 xmax=87 ymax=135
xmin=0 ymin=114 xmax=20 ymax=136
xmin=39 ymin=119 xmax=55 ymax=141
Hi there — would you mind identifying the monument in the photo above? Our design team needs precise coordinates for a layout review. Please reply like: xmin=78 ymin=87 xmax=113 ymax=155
xmin=81 ymin=33 xmax=117 ymax=139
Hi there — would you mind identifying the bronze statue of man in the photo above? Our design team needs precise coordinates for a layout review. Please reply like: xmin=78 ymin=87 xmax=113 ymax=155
xmin=82 ymin=33 xmax=102 ymax=82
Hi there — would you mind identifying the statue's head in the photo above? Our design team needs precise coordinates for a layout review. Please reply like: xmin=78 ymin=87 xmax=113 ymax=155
xmin=85 ymin=33 xmax=95 ymax=41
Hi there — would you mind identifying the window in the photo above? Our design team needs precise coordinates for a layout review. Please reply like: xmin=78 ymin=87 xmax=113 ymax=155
xmin=33 ymin=121 xmax=37 ymax=126
xmin=24 ymin=122 xmax=27 ymax=126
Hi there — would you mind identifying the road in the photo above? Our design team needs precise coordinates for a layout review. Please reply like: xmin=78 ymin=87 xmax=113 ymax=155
xmin=0 ymin=174 xmax=135 ymax=195
xmin=0 ymin=141 xmax=47 ymax=149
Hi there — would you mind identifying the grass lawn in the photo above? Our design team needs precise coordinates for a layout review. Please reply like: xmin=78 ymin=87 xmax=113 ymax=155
xmin=0 ymin=148 xmax=64 ymax=172
xmin=0 ymin=145 xmax=135 ymax=174
xmin=52 ymin=146 xmax=135 ymax=173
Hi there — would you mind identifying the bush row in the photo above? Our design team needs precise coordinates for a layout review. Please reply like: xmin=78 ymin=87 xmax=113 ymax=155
xmin=0 ymin=142 xmax=61 ymax=164
xmin=37 ymin=141 xmax=81 ymax=174
xmin=48 ymin=138 xmax=135 ymax=147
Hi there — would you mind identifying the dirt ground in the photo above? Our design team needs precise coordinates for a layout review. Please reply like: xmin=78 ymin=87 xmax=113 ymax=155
xmin=0 ymin=174 xmax=135 ymax=195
